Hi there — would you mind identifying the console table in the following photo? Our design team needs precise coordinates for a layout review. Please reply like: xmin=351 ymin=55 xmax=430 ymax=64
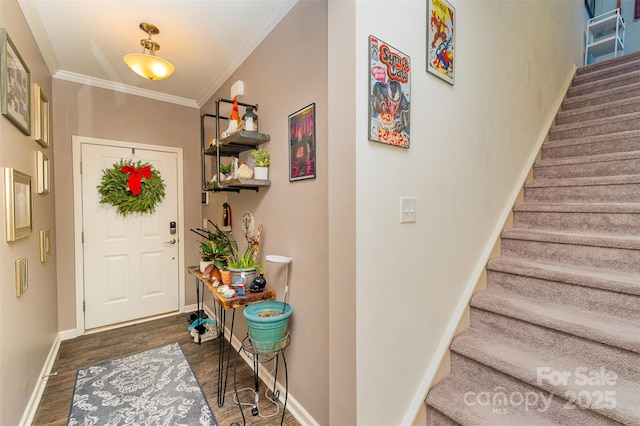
xmin=187 ymin=266 xmax=275 ymax=406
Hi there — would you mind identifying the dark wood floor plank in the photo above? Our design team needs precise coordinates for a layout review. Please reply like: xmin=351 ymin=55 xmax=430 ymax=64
xmin=32 ymin=313 xmax=300 ymax=426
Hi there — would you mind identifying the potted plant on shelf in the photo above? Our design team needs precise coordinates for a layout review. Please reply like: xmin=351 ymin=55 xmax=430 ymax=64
xmin=250 ymin=148 xmax=271 ymax=180
xmin=191 ymin=221 xmax=234 ymax=279
xmin=226 ymin=245 xmax=265 ymax=288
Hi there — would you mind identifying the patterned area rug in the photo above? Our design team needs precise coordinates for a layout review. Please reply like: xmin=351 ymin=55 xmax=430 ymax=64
xmin=68 ymin=342 xmax=216 ymax=425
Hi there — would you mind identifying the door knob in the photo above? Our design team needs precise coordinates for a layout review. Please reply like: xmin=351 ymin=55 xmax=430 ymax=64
xmin=166 ymin=238 xmax=176 ymax=244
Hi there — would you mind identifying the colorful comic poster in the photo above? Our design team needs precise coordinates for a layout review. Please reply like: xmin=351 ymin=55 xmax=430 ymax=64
xmin=368 ymin=35 xmax=411 ymax=149
xmin=427 ymin=0 xmax=455 ymax=85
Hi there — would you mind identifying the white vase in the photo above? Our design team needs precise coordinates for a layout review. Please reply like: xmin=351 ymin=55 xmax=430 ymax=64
xmin=199 ymin=260 xmax=214 ymax=273
xmin=254 ymin=166 xmax=269 ymax=180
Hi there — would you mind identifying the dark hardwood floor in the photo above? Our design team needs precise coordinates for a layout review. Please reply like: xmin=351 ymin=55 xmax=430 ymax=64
xmin=32 ymin=313 xmax=300 ymax=426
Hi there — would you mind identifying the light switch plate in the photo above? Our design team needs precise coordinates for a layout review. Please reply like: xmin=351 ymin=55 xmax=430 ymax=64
xmin=400 ymin=197 xmax=416 ymax=223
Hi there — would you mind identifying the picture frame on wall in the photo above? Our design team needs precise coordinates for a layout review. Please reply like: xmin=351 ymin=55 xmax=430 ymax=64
xmin=289 ymin=103 xmax=316 ymax=181
xmin=33 ymin=83 xmax=50 ymax=147
xmin=427 ymin=0 xmax=455 ymax=85
xmin=368 ymin=35 xmax=411 ymax=149
xmin=15 ymin=257 xmax=28 ymax=296
xmin=36 ymin=150 xmax=50 ymax=194
xmin=4 ymin=168 xmax=32 ymax=241
xmin=0 ymin=28 xmax=31 ymax=135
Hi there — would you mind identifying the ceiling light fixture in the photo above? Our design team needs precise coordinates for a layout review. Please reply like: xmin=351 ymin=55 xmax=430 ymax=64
xmin=124 ymin=22 xmax=175 ymax=80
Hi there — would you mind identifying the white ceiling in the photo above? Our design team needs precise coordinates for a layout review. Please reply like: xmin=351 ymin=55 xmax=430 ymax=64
xmin=18 ymin=0 xmax=298 ymax=108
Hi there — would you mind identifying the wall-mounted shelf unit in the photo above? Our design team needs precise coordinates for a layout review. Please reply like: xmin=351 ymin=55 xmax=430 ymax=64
xmin=201 ymin=99 xmax=270 ymax=192
xmin=584 ymin=8 xmax=625 ymax=65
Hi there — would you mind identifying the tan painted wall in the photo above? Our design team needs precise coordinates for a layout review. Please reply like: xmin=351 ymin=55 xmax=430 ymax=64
xmin=200 ymin=1 xmax=329 ymax=423
xmin=52 ymin=80 xmax=201 ymax=331
xmin=0 ymin=2 xmax=57 ymax=424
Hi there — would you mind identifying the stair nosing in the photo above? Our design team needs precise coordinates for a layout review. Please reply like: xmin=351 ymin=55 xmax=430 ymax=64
xmin=534 ymin=150 xmax=640 ymax=168
xmin=524 ymin=174 xmax=640 ymax=188
xmin=542 ymin=129 xmax=640 ymax=149
xmin=567 ymin=69 xmax=640 ymax=94
xmin=550 ymin=111 xmax=640 ymax=133
xmin=512 ymin=202 xmax=640 ymax=214
xmin=562 ymin=82 xmax=640 ymax=109
xmin=501 ymin=228 xmax=640 ymax=250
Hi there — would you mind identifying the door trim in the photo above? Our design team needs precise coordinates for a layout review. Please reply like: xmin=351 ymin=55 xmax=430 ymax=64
xmin=72 ymin=136 xmax=186 ymax=335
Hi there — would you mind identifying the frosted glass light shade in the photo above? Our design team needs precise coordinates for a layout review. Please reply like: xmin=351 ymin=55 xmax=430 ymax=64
xmin=124 ymin=53 xmax=175 ymax=80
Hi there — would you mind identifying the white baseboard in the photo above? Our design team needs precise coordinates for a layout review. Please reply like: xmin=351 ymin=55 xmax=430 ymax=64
xmin=20 ymin=334 xmax=62 ymax=426
xmin=203 ymin=304 xmax=318 ymax=426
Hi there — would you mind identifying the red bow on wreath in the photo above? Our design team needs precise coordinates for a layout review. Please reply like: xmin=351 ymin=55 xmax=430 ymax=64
xmin=121 ymin=165 xmax=152 ymax=196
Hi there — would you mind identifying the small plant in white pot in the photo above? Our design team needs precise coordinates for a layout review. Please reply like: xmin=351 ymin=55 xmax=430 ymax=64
xmin=250 ymin=148 xmax=271 ymax=180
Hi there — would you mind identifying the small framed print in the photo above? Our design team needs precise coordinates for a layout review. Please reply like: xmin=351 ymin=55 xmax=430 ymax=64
xmin=289 ymin=103 xmax=316 ymax=181
xmin=33 ymin=83 xmax=50 ymax=147
xmin=36 ymin=151 xmax=50 ymax=194
xmin=0 ymin=28 xmax=31 ymax=135
xmin=15 ymin=257 xmax=28 ymax=296
xmin=4 ymin=168 xmax=32 ymax=241
xmin=40 ymin=229 xmax=51 ymax=262
xmin=427 ymin=0 xmax=455 ymax=85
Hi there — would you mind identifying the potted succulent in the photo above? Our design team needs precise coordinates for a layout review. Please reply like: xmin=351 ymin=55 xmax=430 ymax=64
xmin=250 ymin=148 xmax=271 ymax=180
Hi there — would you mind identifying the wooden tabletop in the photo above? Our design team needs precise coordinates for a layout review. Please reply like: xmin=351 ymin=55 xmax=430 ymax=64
xmin=187 ymin=266 xmax=275 ymax=310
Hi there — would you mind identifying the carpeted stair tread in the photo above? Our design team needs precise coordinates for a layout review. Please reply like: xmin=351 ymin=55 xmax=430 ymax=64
xmin=451 ymin=329 xmax=640 ymax=424
xmin=429 ymin=353 xmax=622 ymax=426
xmin=541 ymin=129 xmax=640 ymax=159
xmin=573 ymin=54 xmax=640 ymax=85
xmin=426 ymin=371 xmax=560 ymax=426
xmin=487 ymin=257 xmax=640 ymax=296
xmin=533 ymin=150 xmax=640 ymax=179
xmin=501 ymin=228 xmax=640 ymax=250
xmin=566 ymin=70 xmax=640 ymax=99
xmin=556 ymin=95 xmax=640 ymax=125
xmin=525 ymin=173 xmax=640 ymax=188
xmin=576 ymin=50 xmax=640 ymax=76
xmin=549 ymin=111 xmax=640 ymax=140
xmin=561 ymin=82 xmax=640 ymax=112
xmin=513 ymin=202 xmax=640 ymax=214
xmin=471 ymin=290 xmax=640 ymax=354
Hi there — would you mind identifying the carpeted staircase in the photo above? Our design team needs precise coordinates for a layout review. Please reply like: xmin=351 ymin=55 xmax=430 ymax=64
xmin=426 ymin=51 xmax=640 ymax=425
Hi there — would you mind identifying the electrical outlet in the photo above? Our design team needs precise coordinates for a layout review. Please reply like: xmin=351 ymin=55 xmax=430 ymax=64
xmin=202 ymin=218 xmax=208 ymax=229
xmin=400 ymin=197 xmax=416 ymax=223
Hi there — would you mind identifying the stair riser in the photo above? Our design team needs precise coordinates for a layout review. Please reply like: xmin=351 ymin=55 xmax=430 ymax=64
xmin=500 ymin=238 xmax=640 ymax=273
xmin=524 ymin=182 xmax=640 ymax=203
xmin=446 ymin=353 xmax=618 ymax=425
xmin=555 ymin=100 xmax=640 ymax=125
xmin=485 ymin=270 xmax=640 ymax=321
xmin=561 ymin=84 xmax=640 ymax=111
xmin=549 ymin=118 xmax=640 ymax=141
xmin=512 ymin=209 xmax=640 ymax=235
xmin=542 ymin=137 xmax=640 ymax=159
xmin=567 ymin=74 xmax=640 ymax=98
xmin=533 ymin=157 xmax=640 ymax=179
xmin=573 ymin=60 xmax=640 ymax=86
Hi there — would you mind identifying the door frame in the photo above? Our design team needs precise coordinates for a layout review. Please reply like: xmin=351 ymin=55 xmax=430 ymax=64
xmin=72 ymin=135 xmax=186 ymax=334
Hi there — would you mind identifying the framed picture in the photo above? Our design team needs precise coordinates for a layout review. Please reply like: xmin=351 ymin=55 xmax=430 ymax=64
xmin=368 ymin=35 xmax=411 ymax=149
xmin=289 ymin=103 xmax=316 ymax=181
xmin=0 ymin=28 xmax=31 ymax=135
xmin=4 ymin=168 xmax=32 ymax=241
xmin=36 ymin=151 xmax=50 ymax=194
xmin=40 ymin=229 xmax=51 ymax=262
xmin=15 ymin=257 xmax=28 ymax=297
xmin=427 ymin=0 xmax=455 ymax=85
xmin=33 ymin=84 xmax=50 ymax=147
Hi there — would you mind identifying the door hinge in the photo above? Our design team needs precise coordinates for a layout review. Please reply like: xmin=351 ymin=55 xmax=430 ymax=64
xmin=79 ymin=162 xmax=83 ymax=174
xmin=83 ymin=301 xmax=85 ymax=312
xmin=81 ymin=232 xmax=84 ymax=243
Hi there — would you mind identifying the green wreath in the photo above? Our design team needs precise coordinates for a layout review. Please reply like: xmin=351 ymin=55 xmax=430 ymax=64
xmin=97 ymin=160 xmax=166 ymax=216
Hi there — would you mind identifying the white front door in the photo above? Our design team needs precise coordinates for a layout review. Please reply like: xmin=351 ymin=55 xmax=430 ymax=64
xmin=81 ymin=143 xmax=179 ymax=329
